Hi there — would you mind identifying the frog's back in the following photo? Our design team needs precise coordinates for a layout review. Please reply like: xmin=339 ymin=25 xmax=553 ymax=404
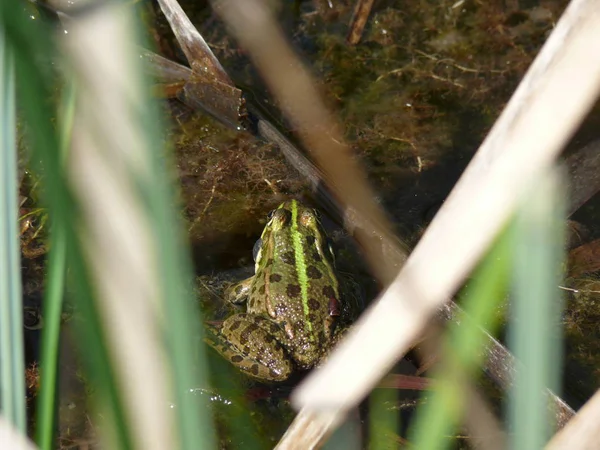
xmin=248 ymin=200 xmax=342 ymax=369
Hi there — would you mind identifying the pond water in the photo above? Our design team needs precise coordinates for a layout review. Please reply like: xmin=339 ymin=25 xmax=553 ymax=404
xmin=21 ymin=0 xmax=600 ymax=448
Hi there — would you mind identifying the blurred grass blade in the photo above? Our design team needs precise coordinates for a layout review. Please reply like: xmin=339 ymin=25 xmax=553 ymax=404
xmin=60 ymin=2 xmax=215 ymax=448
xmin=0 ymin=24 xmax=26 ymax=433
xmin=368 ymin=388 xmax=401 ymax=450
xmin=2 ymin=3 xmax=133 ymax=447
xmin=509 ymin=169 xmax=566 ymax=449
xmin=409 ymin=226 xmax=512 ymax=449
xmin=35 ymin=80 xmax=75 ymax=450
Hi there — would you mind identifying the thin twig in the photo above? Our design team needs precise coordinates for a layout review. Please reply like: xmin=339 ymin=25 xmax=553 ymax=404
xmin=346 ymin=0 xmax=375 ymax=45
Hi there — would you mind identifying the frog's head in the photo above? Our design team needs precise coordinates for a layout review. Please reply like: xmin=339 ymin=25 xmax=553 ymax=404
xmin=256 ymin=200 xmax=328 ymax=263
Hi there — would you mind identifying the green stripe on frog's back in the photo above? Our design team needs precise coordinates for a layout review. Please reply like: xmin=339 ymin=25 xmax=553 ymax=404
xmin=288 ymin=200 xmax=313 ymax=335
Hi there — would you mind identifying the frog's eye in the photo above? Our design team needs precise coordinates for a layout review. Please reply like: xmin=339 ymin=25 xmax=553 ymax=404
xmin=267 ymin=209 xmax=276 ymax=220
xmin=252 ymin=238 xmax=263 ymax=262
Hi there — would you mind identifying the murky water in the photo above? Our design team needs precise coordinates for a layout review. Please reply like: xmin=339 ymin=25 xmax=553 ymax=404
xmin=21 ymin=0 xmax=600 ymax=447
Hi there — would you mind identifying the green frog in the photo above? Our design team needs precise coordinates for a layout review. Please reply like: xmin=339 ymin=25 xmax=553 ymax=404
xmin=205 ymin=200 xmax=351 ymax=382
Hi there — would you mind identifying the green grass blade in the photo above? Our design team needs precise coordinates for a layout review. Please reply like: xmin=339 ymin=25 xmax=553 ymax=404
xmin=1 ymin=5 xmax=134 ymax=448
xmin=132 ymin=21 xmax=217 ymax=450
xmin=509 ymin=170 xmax=566 ymax=449
xmin=0 ymin=24 xmax=26 ymax=433
xmin=368 ymin=387 xmax=401 ymax=450
xmin=409 ymin=226 xmax=512 ymax=449
xmin=35 ymin=80 xmax=76 ymax=450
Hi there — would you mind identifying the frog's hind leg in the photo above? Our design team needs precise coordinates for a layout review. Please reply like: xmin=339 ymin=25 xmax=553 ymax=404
xmin=205 ymin=313 xmax=293 ymax=382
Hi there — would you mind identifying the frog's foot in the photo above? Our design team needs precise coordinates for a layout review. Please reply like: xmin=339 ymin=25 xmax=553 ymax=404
xmin=205 ymin=313 xmax=293 ymax=382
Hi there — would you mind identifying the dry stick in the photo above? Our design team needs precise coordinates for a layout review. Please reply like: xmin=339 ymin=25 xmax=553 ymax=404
xmin=58 ymin=4 xmax=175 ymax=450
xmin=545 ymin=388 xmax=600 ymax=449
xmin=347 ymin=0 xmax=375 ymax=45
xmin=156 ymin=0 xmax=246 ymax=128
xmin=290 ymin=0 xmax=600 ymax=417
xmin=154 ymin=0 xmax=230 ymax=83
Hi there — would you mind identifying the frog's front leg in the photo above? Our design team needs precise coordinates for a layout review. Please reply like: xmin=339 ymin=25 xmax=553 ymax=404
xmin=225 ymin=277 xmax=253 ymax=305
xmin=204 ymin=313 xmax=293 ymax=382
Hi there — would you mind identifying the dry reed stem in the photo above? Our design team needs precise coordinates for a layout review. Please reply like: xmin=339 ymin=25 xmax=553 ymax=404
xmin=273 ymin=409 xmax=341 ymax=450
xmin=155 ymin=0 xmax=231 ymax=84
xmin=545 ymin=388 xmax=600 ymax=449
xmin=59 ymin=4 xmax=174 ymax=449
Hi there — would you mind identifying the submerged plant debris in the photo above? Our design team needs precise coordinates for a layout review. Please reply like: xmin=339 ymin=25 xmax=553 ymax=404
xmin=19 ymin=0 xmax=600 ymax=447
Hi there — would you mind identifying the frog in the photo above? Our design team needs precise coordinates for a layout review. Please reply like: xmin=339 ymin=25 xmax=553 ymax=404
xmin=204 ymin=200 xmax=352 ymax=382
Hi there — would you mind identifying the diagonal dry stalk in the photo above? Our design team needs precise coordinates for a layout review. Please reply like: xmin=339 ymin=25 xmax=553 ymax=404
xmin=155 ymin=0 xmax=245 ymax=128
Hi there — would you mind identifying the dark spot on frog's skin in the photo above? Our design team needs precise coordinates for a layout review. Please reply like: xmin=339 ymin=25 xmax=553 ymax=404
xmin=240 ymin=324 xmax=259 ymax=344
xmin=307 ymin=298 xmax=320 ymax=311
xmin=243 ymin=345 xmax=251 ymax=354
xmin=248 ymin=298 xmax=255 ymax=309
xmin=306 ymin=235 xmax=316 ymax=246
xmin=307 ymin=265 xmax=322 ymax=279
xmin=269 ymin=273 xmax=282 ymax=283
xmin=264 ymin=334 xmax=274 ymax=343
xmin=259 ymin=285 xmax=266 ymax=295
xmin=308 ymin=313 xmax=318 ymax=323
xmin=281 ymin=251 xmax=295 ymax=265
xmin=231 ymin=355 xmax=243 ymax=363
xmin=251 ymin=285 xmax=257 ymax=294
xmin=287 ymin=284 xmax=301 ymax=298
xmin=322 ymin=285 xmax=336 ymax=299
xmin=229 ymin=321 xmax=242 ymax=331
xmin=312 ymin=251 xmax=322 ymax=262
xmin=265 ymin=258 xmax=274 ymax=267
xmin=250 ymin=364 xmax=259 ymax=375
xmin=270 ymin=323 xmax=280 ymax=334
